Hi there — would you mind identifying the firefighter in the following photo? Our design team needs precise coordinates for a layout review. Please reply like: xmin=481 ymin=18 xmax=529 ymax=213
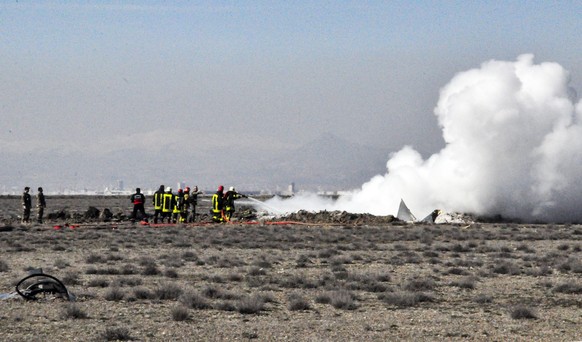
xmin=172 ymin=188 xmax=184 ymax=223
xmin=211 ymin=185 xmax=225 ymax=223
xmin=36 ymin=187 xmax=46 ymax=224
xmin=162 ymin=187 xmax=174 ymax=223
xmin=188 ymin=186 xmax=201 ymax=222
xmin=181 ymin=187 xmax=190 ymax=223
xmin=152 ymin=185 xmax=165 ymax=224
xmin=223 ymin=186 xmax=247 ymax=222
xmin=130 ymin=187 xmax=146 ymax=223
xmin=21 ymin=186 xmax=32 ymax=223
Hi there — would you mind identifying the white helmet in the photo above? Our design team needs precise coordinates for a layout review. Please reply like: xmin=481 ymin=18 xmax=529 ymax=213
xmin=229 ymin=186 xmax=235 ymax=191
xmin=166 ymin=187 xmax=172 ymax=193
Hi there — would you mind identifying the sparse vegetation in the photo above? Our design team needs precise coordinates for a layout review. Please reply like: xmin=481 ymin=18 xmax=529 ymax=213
xmin=287 ymin=292 xmax=311 ymax=311
xmin=553 ymin=282 xmax=582 ymax=294
xmin=104 ymin=287 xmax=125 ymax=301
xmin=164 ymin=268 xmax=179 ymax=278
xmin=62 ymin=303 xmax=89 ymax=319
xmin=403 ymin=277 xmax=437 ymax=292
xmin=61 ymin=271 xmax=81 ymax=285
xmin=326 ymin=290 xmax=358 ymax=310
xmin=510 ymin=305 xmax=538 ymax=320
xmin=180 ymin=290 xmax=211 ymax=309
xmin=102 ymin=327 xmax=133 ymax=341
xmin=142 ymin=263 xmax=161 ymax=276
xmin=88 ymin=278 xmax=110 ymax=288
xmin=154 ymin=283 xmax=184 ymax=300
xmin=133 ymin=287 xmax=154 ymax=300
xmin=0 ymin=259 xmax=10 ymax=272
xmin=380 ymin=291 xmax=434 ymax=308
xmin=171 ymin=306 xmax=190 ymax=321
xmin=473 ymin=294 xmax=493 ymax=304
xmin=236 ymin=294 xmax=266 ymax=314
xmin=0 ymin=200 xmax=579 ymax=340
xmin=450 ymin=277 xmax=476 ymax=290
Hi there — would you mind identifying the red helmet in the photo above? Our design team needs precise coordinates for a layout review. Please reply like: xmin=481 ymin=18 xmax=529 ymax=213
xmin=218 ymin=185 xmax=224 ymax=191
xmin=185 ymin=187 xmax=190 ymax=192
xmin=178 ymin=188 xmax=183 ymax=193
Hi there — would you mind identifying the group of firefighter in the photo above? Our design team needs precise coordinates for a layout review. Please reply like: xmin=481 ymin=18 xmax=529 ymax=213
xmin=133 ymin=184 xmax=247 ymax=224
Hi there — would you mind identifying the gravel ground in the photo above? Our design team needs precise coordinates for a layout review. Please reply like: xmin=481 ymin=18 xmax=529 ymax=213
xmin=0 ymin=196 xmax=581 ymax=341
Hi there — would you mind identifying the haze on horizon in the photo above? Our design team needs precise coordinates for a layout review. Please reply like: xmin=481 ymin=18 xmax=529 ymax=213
xmin=1 ymin=1 xmax=581 ymax=197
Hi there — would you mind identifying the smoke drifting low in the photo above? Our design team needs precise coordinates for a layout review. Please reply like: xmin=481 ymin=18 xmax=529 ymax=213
xmin=267 ymin=55 xmax=582 ymax=222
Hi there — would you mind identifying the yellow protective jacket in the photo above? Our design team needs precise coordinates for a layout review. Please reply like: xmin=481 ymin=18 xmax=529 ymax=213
xmin=211 ymin=191 xmax=224 ymax=214
xmin=153 ymin=190 xmax=164 ymax=210
xmin=162 ymin=193 xmax=174 ymax=213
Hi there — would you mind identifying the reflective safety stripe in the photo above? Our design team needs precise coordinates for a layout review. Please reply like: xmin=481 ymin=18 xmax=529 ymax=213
xmin=154 ymin=193 xmax=164 ymax=210
xmin=162 ymin=193 xmax=173 ymax=213
xmin=211 ymin=194 xmax=221 ymax=213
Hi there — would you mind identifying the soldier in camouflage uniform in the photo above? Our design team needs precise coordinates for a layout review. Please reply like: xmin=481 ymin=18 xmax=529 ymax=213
xmin=36 ymin=187 xmax=46 ymax=224
xmin=21 ymin=187 xmax=32 ymax=223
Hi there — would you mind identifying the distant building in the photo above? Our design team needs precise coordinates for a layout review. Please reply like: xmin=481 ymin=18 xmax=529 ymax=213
xmin=117 ymin=180 xmax=124 ymax=191
xmin=278 ymin=182 xmax=295 ymax=196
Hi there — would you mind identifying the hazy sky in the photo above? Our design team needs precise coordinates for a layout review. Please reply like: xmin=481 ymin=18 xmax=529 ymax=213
xmin=1 ymin=1 xmax=581 ymax=189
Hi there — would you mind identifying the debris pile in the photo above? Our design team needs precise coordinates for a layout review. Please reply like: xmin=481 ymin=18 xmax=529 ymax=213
xmin=279 ymin=210 xmax=397 ymax=225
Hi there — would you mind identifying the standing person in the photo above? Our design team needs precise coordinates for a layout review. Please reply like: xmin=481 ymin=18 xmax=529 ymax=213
xmin=162 ymin=187 xmax=174 ymax=223
xmin=21 ymin=187 xmax=32 ymax=223
xmin=181 ymin=187 xmax=190 ymax=223
xmin=172 ymin=188 xmax=184 ymax=223
xmin=36 ymin=187 xmax=46 ymax=224
xmin=152 ymin=185 xmax=165 ymax=224
xmin=188 ymin=186 xmax=201 ymax=222
xmin=130 ymin=188 xmax=147 ymax=223
xmin=211 ymin=185 xmax=225 ymax=223
xmin=223 ymin=186 xmax=247 ymax=222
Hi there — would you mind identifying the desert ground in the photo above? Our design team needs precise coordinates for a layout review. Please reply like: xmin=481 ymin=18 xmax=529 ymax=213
xmin=0 ymin=195 xmax=581 ymax=341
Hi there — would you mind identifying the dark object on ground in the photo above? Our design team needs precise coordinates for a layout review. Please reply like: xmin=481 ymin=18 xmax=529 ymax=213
xmin=48 ymin=209 xmax=70 ymax=220
xmin=282 ymin=210 xmax=396 ymax=225
xmin=85 ymin=207 xmax=100 ymax=219
xmin=0 ymin=225 xmax=14 ymax=232
xmin=100 ymin=208 xmax=113 ymax=222
xmin=16 ymin=270 xmax=75 ymax=301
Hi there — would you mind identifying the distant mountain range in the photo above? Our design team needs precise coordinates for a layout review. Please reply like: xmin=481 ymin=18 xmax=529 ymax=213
xmin=0 ymin=133 xmax=394 ymax=193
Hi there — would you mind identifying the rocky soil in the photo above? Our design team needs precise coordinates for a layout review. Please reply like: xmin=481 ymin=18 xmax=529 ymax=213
xmin=0 ymin=196 xmax=581 ymax=341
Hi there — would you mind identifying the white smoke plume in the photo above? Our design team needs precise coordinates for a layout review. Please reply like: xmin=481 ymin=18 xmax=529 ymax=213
xmin=267 ymin=55 xmax=582 ymax=222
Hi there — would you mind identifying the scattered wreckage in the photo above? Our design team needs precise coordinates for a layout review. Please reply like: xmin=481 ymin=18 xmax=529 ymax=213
xmin=1 ymin=269 xmax=75 ymax=302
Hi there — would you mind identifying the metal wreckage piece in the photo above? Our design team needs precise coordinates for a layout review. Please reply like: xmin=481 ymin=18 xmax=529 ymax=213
xmin=1 ymin=269 xmax=75 ymax=301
